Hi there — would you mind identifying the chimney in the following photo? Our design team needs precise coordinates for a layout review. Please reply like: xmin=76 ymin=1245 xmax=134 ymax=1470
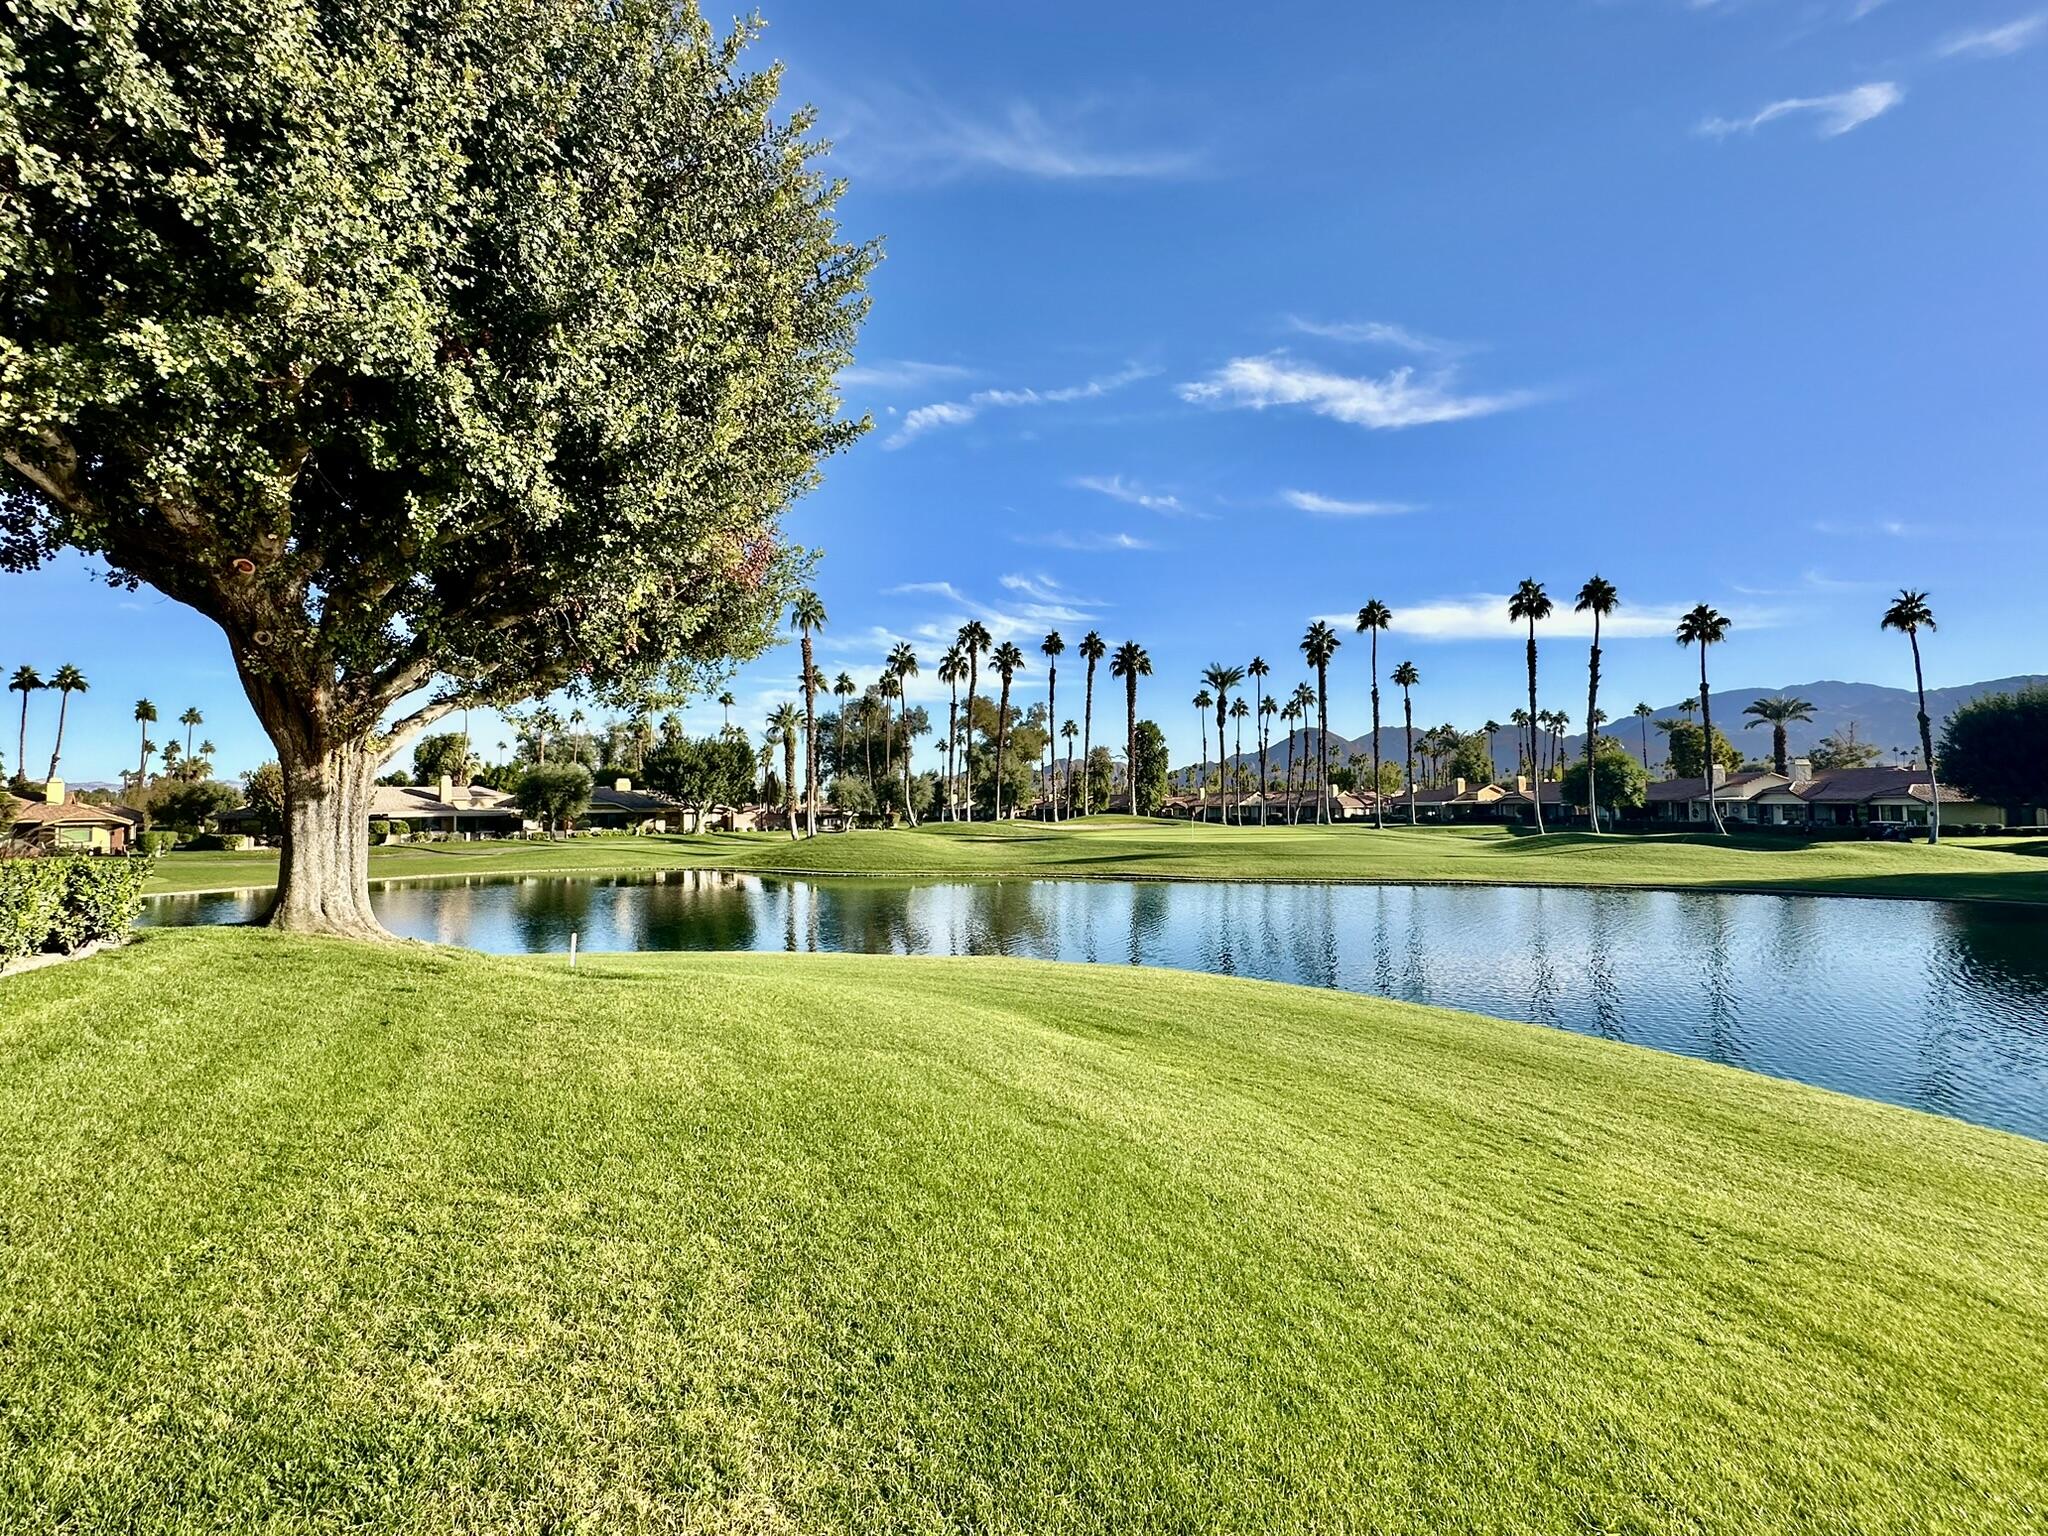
xmin=1791 ymin=757 xmax=1813 ymax=785
xmin=44 ymin=777 xmax=65 ymax=806
xmin=1709 ymin=765 xmax=1727 ymax=789
xmin=438 ymin=774 xmax=454 ymax=804
xmin=1515 ymin=775 xmax=1529 ymax=795
xmin=614 ymin=777 xmax=632 ymax=793
xmin=1453 ymin=777 xmax=1466 ymax=795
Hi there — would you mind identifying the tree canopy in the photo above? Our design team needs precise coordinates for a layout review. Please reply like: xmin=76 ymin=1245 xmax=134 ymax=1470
xmin=1940 ymin=687 xmax=2048 ymax=811
xmin=1 ymin=0 xmax=872 ymax=931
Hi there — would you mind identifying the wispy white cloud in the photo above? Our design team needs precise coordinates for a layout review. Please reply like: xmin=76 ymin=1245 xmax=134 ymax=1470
xmin=1180 ymin=355 xmax=1539 ymax=431
xmin=1282 ymin=489 xmax=1417 ymax=517
xmin=1730 ymin=568 xmax=1887 ymax=597
xmin=1936 ymin=13 xmax=2047 ymax=58
xmin=885 ymin=364 xmax=1155 ymax=449
xmin=1310 ymin=594 xmax=1771 ymax=642
xmin=1283 ymin=317 xmax=1470 ymax=357
xmin=1698 ymin=81 xmax=1903 ymax=139
xmin=999 ymin=573 xmax=1110 ymax=607
xmin=1014 ymin=530 xmax=1156 ymax=553
xmin=1071 ymin=473 xmax=1190 ymax=515
xmin=817 ymin=89 xmax=1201 ymax=187
xmin=840 ymin=359 xmax=977 ymax=391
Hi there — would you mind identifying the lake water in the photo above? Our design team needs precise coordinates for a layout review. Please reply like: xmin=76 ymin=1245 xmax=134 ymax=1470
xmin=147 ymin=871 xmax=2048 ymax=1140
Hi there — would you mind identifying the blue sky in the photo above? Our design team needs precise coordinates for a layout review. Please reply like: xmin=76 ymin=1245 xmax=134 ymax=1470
xmin=5 ymin=0 xmax=2046 ymax=781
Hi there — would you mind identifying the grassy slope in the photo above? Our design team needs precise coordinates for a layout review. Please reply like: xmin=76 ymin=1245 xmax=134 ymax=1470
xmin=4 ymin=930 xmax=2044 ymax=1532
xmin=148 ymin=817 xmax=2048 ymax=904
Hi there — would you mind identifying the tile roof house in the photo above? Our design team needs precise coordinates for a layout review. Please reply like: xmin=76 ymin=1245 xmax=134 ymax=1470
xmin=1647 ymin=761 xmax=2011 ymax=828
xmin=5 ymin=779 xmax=134 ymax=853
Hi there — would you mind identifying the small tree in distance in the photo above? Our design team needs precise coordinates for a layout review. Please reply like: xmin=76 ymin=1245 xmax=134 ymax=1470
xmin=516 ymin=765 xmax=594 ymax=836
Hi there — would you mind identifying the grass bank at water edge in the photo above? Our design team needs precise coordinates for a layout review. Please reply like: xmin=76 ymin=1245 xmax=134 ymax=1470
xmin=3 ymin=928 xmax=2044 ymax=1531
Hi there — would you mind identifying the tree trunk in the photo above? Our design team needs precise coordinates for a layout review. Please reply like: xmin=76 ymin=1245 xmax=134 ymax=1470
xmin=1911 ymin=632 xmax=1940 ymax=844
xmin=1371 ymin=635 xmax=1383 ymax=831
xmin=1317 ymin=667 xmax=1330 ymax=824
xmin=1082 ymin=662 xmax=1096 ymax=816
xmin=1699 ymin=649 xmax=1727 ymax=835
xmin=47 ymin=691 xmax=70 ymax=780
xmin=963 ymin=666 xmax=977 ymax=823
xmin=1585 ymin=618 xmax=1602 ymax=834
xmin=801 ymin=630 xmax=817 ymax=839
xmin=1404 ymin=693 xmax=1416 ymax=825
xmin=1046 ymin=665 xmax=1056 ymax=822
xmin=270 ymin=735 xmax=386 ymax=939
xmin=1525 ymin=627 xmax=1545 ymax=834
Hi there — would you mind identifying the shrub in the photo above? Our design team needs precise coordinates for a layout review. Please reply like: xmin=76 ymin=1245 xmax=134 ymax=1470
xmin=139 ymin=831 xmax=178 ymax=857
xmin=0 ymin=855 xmax=154 ymax=967
xmin=388 ymin=819 xmax=412 ymax=837
xmin=369 ymin=820 xmax=391 ymax=839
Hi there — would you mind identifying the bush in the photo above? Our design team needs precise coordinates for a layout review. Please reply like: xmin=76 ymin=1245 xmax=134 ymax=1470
xmin=369 ymin=820 xmax=391 ymax=839
xmin=182 ymin=832 xmax=252 ymax=852
xmin=139 ymin=831 xmax=178 ymax=856
xmin=388 ymin=819 xmax=412 ymax=837
xmin=0 ymin=855 xmax=154 ymax=968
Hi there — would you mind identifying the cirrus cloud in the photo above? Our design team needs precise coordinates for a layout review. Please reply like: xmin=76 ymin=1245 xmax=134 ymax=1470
xmin=1698 ymin=81 xmax=1903 ymax=139
xmin=1179 ymin=355 xmax=1540 ymax=431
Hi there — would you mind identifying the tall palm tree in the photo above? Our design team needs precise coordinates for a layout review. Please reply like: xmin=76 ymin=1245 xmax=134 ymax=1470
xmin=719 ymin=691 xmax=736 ymax=731
xmin=1279 ymin=699 xmax=1300 ymax=817
xmin=790 ymin=590 xmax=827 ymax=837
xmin=1742 ymin=696 xmax=1815 ymax=777
xmin=935 ymin=647 xmax=965 ymax=820
xmin=1880 ymin=591 xmax=1942 ymax=843
xmin=832 ymin=673 xmax=855 ymax=777
xmin=1391 ymin=661 xmax=1421 ymax=826
xmin=9 ymin=666 xmax=44 ymax=783
xmin=1040 ymin=631 xmax=1065 ymax=820
xmin=1201 ymin=664 xmax=1244 ymax=824
xmin=1191 ymin=691 xmax=1212 ymax=813
xmin=1299 ymin=622 xmax=1341 ymax=823
xmin=1110 ymin=642 xmax=1151 ymax=814
xmin=132 ymin=697 xmax=157 ymax=787
xmin=1258 ymin=695 xmax=1278 ymax=804
xmin=1632 ymin=702 xmax=1655 ymax=771
xmin=990 ymin=641 xmax=1024 ymax=819
xmin=888 ymin=642 xmax=920 ymax=826
xmin=43 ymin=664 xmax=88 ymax=780
xmin=1574 ymin=576 xmax=1618 ymax=832
xmin=1507 ymin=580 xmax=1554 ymax=833
xmin=1230 ymin=696 xmax=1250 ymax=809
xmin=1061 ymin=719 xmax=1078 ymax=810
xmin=1482 ymin=720 xmax=1502 ymax=782
xmin=876 ymin=673 xmax=900 ymax=793
xmin=1246 ymin=656 xmax=1272 ymax=825
xmin=957 ymin=621 xmax=991 ymax=822
xmin=768 ymin=704 xmax=802 ymax=840
xmin=1077 ymin=631 xmax=1106 ymax=816
xmin=178 ymin=705 xmax=203 ymax=760
xmin=1675 ymin=604 xmax=1732 ymax=835
xmin=1289 ymin=681 xmax=1317 ymax=817
xmin=1355 ymin=600 xmax=1392 ymax=829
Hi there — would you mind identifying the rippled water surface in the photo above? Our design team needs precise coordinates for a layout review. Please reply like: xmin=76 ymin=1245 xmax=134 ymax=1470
xmin=148 ymin=871 xmax=2048 ymax=1138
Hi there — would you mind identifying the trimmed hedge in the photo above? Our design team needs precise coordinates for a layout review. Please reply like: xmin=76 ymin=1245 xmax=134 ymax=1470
xmin=139 ymin=831 xmax=178 ymax=856
xmin=0 ymin=856 xmax=155 ymax=970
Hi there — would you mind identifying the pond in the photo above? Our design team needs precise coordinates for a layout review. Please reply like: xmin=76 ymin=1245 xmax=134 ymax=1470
xmin=147 ymin=871 xmax=2048 ymax=1140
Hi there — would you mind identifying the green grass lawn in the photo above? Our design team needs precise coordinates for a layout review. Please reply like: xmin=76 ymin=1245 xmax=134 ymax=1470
xmin=4 ymin=929 xmax=2044 ymax=1531
xmin=148 ymin=817 xmax=2048 ymax=904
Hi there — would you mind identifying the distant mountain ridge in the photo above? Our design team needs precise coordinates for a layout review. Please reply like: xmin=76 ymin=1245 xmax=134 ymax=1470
xmin=1174 ymin=675 xmax=2046 ymax=781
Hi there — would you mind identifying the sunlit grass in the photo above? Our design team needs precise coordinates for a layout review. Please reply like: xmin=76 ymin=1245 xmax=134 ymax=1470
xmin=3 ymin=929 xmax=2044 ymax=1531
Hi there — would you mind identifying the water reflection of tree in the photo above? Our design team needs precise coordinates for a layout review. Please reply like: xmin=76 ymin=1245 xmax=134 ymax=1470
xmin=1922 ymin=906 xmax=2048 ymax=1133
xmin=969 ymin=879 xmax=1056 ymax=958
xmin=1523 ymin=889 xmax=1559 ymax=1030
xmin=1128 ymin=881 xmax=1169 ymax=968
xmin=1586 ymin=891 xmax=1626 ymax=1039
xmin=1694 ymin=894 xmax=1746 ymax=1069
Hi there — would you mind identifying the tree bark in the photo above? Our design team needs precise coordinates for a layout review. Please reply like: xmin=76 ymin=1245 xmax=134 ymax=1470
xmin=1585 ymin=617 xmax=1602 ymax=834
xmin=1525 ymin=626 xmax=1545 ymax=834
xmin=270 ymin=734 xmax=386 ymax=939
xmin=1081 ymin=660 xmax=1095 ymax=816
xmin=1911 ymin=632 xmax=1940 ymax=844
xmin=1699 ymin=648 xmax=1728 ymax=836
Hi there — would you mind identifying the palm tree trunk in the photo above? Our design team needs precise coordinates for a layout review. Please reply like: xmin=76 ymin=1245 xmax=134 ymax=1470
xmin=1317 ymin=666 xmax=1330 ymax=824
xmin=1910 ymin=630 xmax=1940 ymax=844
xmin=784 ymin=731 xmax=799 ymax=842
xmin=47 ymin=689 xmax=70 ymax=780
xmin=964 ymin=662 xmax=978 ymax=824
xmin=1082 ymin=661 xmax=1096 ymax=816
xmin=1125 ymin=680 xmax=1138 ymax=816
xmin=899 ymin=692 xmax=916 ymax=827
xmin=1046 ymin=666 xmax=1056 ymax=822
xmin=1585 ymin=615 xmax=1602 ymax=834
xmin=1404 ymin=691 xmax=1416 ymax=826
xmin=1255 ymin=680 xmax=1268 ymax=827
xmin=1285 ymin=727 xmax=1295 ymax=823
xmin=1699 ymin=646 xmax=1727 ymax=835
xmin=946 ymin=687 xmax=958 ymax=821
xmin=1370 ymin=633 xmax=1383 ymax=830
xmin=995 ymin=683 xmax=1010 ymax=820
xmin=1525 ymin=624 xmax=1545 ymax=834
xmin=801 ymin=630 xmax=818 ymax=838
xmin=1066 ymin=734 xmax=1074 ymax=813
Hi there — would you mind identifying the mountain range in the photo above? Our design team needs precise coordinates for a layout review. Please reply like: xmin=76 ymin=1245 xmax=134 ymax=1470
xmin=1177 ymin=675 xmax=2046 ymax=782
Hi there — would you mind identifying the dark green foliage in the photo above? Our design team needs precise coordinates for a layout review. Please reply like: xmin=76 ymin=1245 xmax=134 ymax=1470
xmin=1130 ymin=721 xmax=1170 ymax=815
xmin=1664 ymin=723 xmax=1741 ymax=780
xmin=1449 ymin=731 xmax=1496 ymax=787
xmin=413 ymin=734 xmax=472 ymax=785
xmin=1562 ymin=741 xmax=1650 ymax=812
xmin=1941 ymin=687 xmax=2048 ymax=810
xmin=0 ymin=855 xmax=153 ymax=965
xmin=145 ymin=778 xmax=242 ymax=831
xmin=1809 ymin=727 xmax=1883 ymax=772
xmin=515 ymin=766 xmax=592 ymax=832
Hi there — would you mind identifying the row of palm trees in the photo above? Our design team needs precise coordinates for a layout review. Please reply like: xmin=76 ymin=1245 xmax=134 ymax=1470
xmin=5 ymin=668 xmax=219 ymax=794
xmin=765 ymin=583 xmax=1944 ymax=840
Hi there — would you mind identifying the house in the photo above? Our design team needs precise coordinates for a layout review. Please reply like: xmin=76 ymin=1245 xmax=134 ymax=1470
xmin=1402 ymin=778 xmax=1509 ymax=822
xmin=6 ymin=779 xmax=134 ymax=853
xmin=372 ymin=777 xmax=527 ymax=836
xmin=1489 ymin=777 xmax=1566 ymax=823
xmin=1645 ymin=761 xmax=2010 ymax=829
xmin=581 ymin=779 xmax=686 ymax=833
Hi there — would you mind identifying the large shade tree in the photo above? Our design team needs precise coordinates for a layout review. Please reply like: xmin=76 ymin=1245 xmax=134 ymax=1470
xmin=1 ymin=0 xmax=872 ymax=935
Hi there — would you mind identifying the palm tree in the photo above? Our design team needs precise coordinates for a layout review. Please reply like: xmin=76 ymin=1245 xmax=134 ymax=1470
xmin=1191 ymin=691 xmax=1212 ymax=813
xmin=1230 ymin=696 xmax=1250 ymax=810
xmin=1258 ymin=695 xmax=1278 ymax=799
xmin=1390 ymin=661 xmax=1421 ymax=825
xmin=1482 ymin=720 xmax=1502 ymax=782
xmin=1041 ymin=631 xmax=1065 ymax=820
xmin=1245 ymin=656 xmax=1272 ymax=825
xmin=1201 ymin=664 xmax=1244 ymax=824
xmin=789 ymin=591 xmax=827 ymax=837
xmin=132 ymin=697 xmax=157 ymax=786
xmin=1632 ymin=702 xmax=1655 ymax=771
xmin=1355 ymin=600 xmax=1392 ymax=829
xmin=1279 ymin=699 xmax=1300 ymax=817
xmin=888 ymin=641 xmax=920 ymax=826
xmin=1062 ymin=719 xmax=1078 ymax=809
xmin=935 ymin=647 xmax=965 ymax=820
xmin=719 ymin=691 xmax=736 ymax=731
xmin=1299 ymin=622 xmax=1341 ymax=823
xmin=1507 ymin=580 xmax=1554 ymax=833
xmin=1110 ymin=642 xmax=1151 ymax=814
xmin=1077 ymin=631 xmax=1106 ymax=816
xmin=767 ymin=704 xmax=802 ymax=840
xmin=957 ymin=621 xmax=992 ymax=822
xmin=9 ymin=666 xmax=44 ymax=783
xmin=1573 ymin=576 xmax=1618 ymax=832
xmin=832 ymin=673 xmax=855 ymax=777
xmin=177 ymin=704 xmax=204 ymax=761
xmin=1675 ymin=604 xmax=1732 ymax=835
xmin=1878 ymin=591 xmax=1944 ymax=842
xmin=42 ymin=664 xmax=88 ymax=780
xmin=1743 ymin=696 xmax=1816 ymax=777
xmin=990 ymin=641 xmax=1024 ymax=819
xmin=1288 ymin=682 xmax=1316 ymax=816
